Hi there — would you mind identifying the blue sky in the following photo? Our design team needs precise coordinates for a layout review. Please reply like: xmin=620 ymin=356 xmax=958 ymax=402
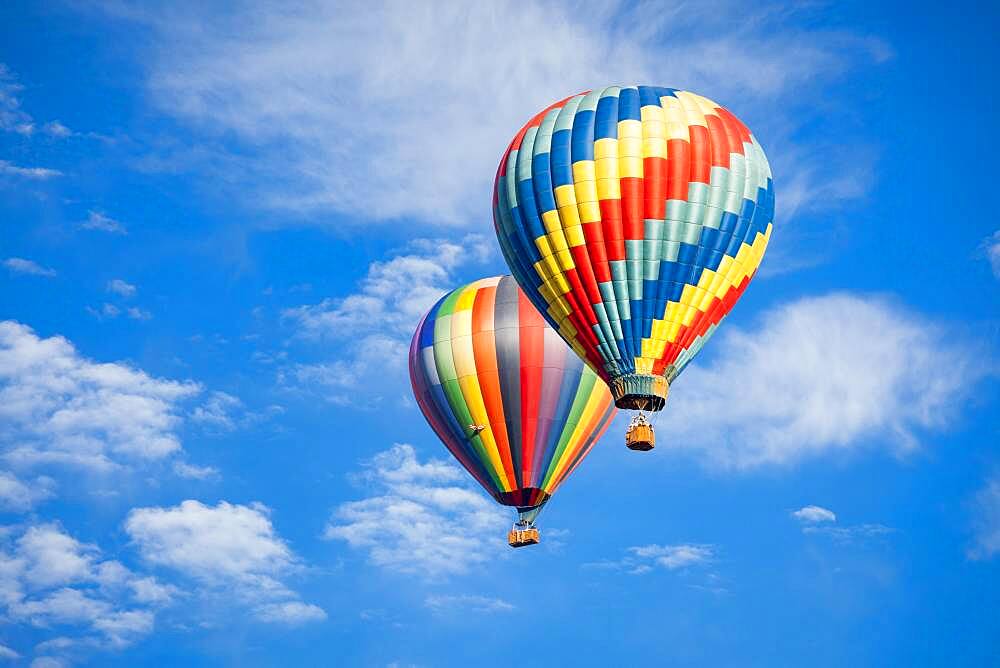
xmin=1 ymin=1 xmax=999 ymax=666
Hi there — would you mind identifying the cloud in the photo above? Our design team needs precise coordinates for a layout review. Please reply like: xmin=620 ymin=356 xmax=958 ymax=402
xmin=126 ymin=307 xmax=152 ymax=321
xmin=124 ymin=500 xmax=324 ymax=623
xmin=980 ymin=230 xmax=1000 ymax=279
xmin=252 ymin=601 xmax=327 ymax=625
xmin=324 ymin=444 xmax=508 ymax=579
xmin=424 ymin=594 xmax=515 ymax=614
xmin=791 ymin=505 xmax=837 ymax=524
xmin=79 ymin=211 xmax=126 ymax=234
xmin=282 ymin=236 xmax=492 ymax=406
xmin=0 ymin=523 xmax=173 ymax=655
xmin=661 ymin=293 xmax=987 ymax=469
xmin=97 ymin=1 xmax=885 ymax=226
xmin=0 ymin=320 xmax=202 ymax=477
xmin=968 ymin=474 xmax=1000 ymax=561
xmin=106 ymin=280 xmax=136 ymax=298
xmin=0 ymin=644 xmax=18 ymax=660
xmin=3 ymin=258 xmax=56 ymax=277
xmin=802 ymin=523 xmax=895 ymax=543
xmin=0 ymin=160 xmax=61 ymax=180
xmin=171 ymin=461 xmax=219 ymax=481
xmin=0 ymin=63 xmax=33 ymax=134
xmin=0 ymin=471 xmax=55 ymax=511
xmin=584 ymin=543 xmax=716 ymax=576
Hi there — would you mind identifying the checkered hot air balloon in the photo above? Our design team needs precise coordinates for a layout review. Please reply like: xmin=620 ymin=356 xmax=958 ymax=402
xmin=409 ymin=276 xmax=616 ymax=548
xmin=494 ymin=86 xmax=774 ymax=449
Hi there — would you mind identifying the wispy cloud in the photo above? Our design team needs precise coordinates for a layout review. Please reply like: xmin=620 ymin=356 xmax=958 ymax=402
xmin=125 ymin=500 xmax=325 ymax=624
xmin=980 ymin=230 xmax=1000 ymax=279
xmin=281 ymin=236 xmax=493 ymax=406
xmin=424 ymin=594 xmax=515 ymax=615
xmin=0 ymin=320 xmax=203 ymax=478
xmin=3 ymin=257 xmax=56 ymax=277
xmin=106 ymin=279 xmax=136 ymax=298
xmin=792 ymin=505 xmax=837 ymax=524
xmin=324 ymin=444 xmax=508 ymax=579
xmin=0 ymin=471 xmax=55 ymax=511
xmin=968 ymin=474 xmax=1000 ymax=561
xmin=0 ymin=160 xmax=61 ymax=180
xmin=584 ymin=543 xmax=716 ymax=576
xmin=662 ymin=293 xmax=989 ymax=469
xmin=79 ymin=211 xmax=127 ymax=234
xmin=94 ymin=1 xmax=886 ymax=227
xmin=802 ymin=523 xmax=895 ymax=543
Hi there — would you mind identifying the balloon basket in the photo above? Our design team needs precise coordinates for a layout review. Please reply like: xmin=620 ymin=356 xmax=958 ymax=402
xmin=507 ymin=526 xmax=540 ymax=548
xmin=625 ymin=414 xmax=655 ymax=452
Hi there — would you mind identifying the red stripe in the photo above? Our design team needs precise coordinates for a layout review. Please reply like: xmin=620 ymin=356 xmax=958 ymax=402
xmin=471 ymin=286 xmax=514 ymax=485
xmin=517 ymin=291 xmax=545 ymax=485
xmin=689 ymin=124 xmax=711 ymax=184
xmin=621 ymin=177 xmax=644 ymax=239
xmin=706 ymin=114 xmax=730 ymax=168
xmin=643 ymin=156 xmax=666 ymax=220
xmin=666 ymin=139 xmax=691 ymax=202
xmin=582 ymin=221 xmax=612 ymax=283
xmin=599 ymin=198 xmax=625 ymax=261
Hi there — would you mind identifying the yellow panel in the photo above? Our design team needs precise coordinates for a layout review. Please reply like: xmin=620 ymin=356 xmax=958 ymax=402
xmin=681 ymin=304 xmax=698 ymax=327
xmin=618 ymin=136 xmax=642 ymax=159
xmin=542 ymin=209 xmax=562 ymax=234
xmin=595 ymin=157 xmax=618 ymax=179
xmin=575 ymin=180 xmax=599 ymax=206
xmin=555 ymin=249 xmax=575 ymax=272
xmin=454 ymin=288 xmax=477 ymax=311
xmin=565 ymin=225 xmax=585 ymax=247
xmin=635 ymin=358 xmax=653 ymax=374
xmin=554 ymin=184 xmax=577 ymax=209
xmin=578 ymin=200 xmax=601 ymax=224
xmin=642 ymin=137 xmax=667 ymax=159
xmin=618 ymin=119 xmax=642 ymax=139
xmin=594 ymin=138 xmax=618 ymax=160
xmin=572 ymin=161 xmax=595 ymax=183
xmin=534 ymin=235 xmax=553 ymax=259
xmin=596 ymin=178 xmax=621 ymax=200
xmin=619 ymin=155 xmax=643 ymax=178
xmin=666 ymin=121 xmax=689 ymax=141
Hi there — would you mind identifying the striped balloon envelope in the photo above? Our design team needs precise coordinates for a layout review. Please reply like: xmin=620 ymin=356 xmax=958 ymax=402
xmin=409 ymin=275 xmax=616 ymax=531
xmin=494 ymin=86 xmax=774 ymax=412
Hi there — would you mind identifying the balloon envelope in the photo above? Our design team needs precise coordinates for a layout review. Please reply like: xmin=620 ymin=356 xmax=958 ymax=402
xmin=494 ymin=86 xmax=774 ymax=410
xmin=409 ymin=275 xmax=616 ymax=519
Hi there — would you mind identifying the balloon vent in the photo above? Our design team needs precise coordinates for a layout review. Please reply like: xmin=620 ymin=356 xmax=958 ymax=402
xmin=610 ymin=374 xmax=669 ymax=411
xmin=625 ymin=414 xmax=655 ymax=452
xmin=508 ymin=525 xmax=540 ymax=548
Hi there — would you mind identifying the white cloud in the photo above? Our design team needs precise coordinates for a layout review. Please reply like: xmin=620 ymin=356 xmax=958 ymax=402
xmin=0 ymin=321 xmax=202 ymax=471
xmin=106 ymin=280 xmax=136 ymax=298
xmin=0 ymin=63 xmax=32 ymax=134
xmin=253 ymin=601 xmax=327 ymax=625
xmin=584 ymin=543 xmax=716 ymax=576
xmin=0 ymin=523 xmax=171 ymax=653
xmin=802 ymin=523 xmax=895 ymax=543
xmin=981 ymin=230 xmax=1000 ymax=279
xmin=96 ymin=2 xmax=884 ymax=226
xmin=0 ymin=644 xmax=18 ymax=660
xmin=42 ymin=121 xmax=72 ymax=138
xmin=424 ymin=594 xmax=515 ymax=614
xmin=0 ymin=472 xmax=55 ymax=511
xmin=324 ymin=444 xmax=508 ymax=579
xmin=3 ymin=258 xmax=56 ymax=277
xmin=171 ymin=461 xmax=219 ymax=481
xmin=968 ymin=475 xmax=1000 ymax=561
xmin=79 ymin=211 xmax=126 ymax=234
xmin=792 ymin=505 xmax=837 ymax=524
xmin=126 ymin=307 xmax=152 ymax=321
xmin=125 ymin=500 xmax=324 ymax=623
xmin=282 ymin=236 xmax=492 ymax=406
xmin=662 ymin=293 xmax=986 ymax=469
xmin=0 ymin=160 xmax=61 ymax=180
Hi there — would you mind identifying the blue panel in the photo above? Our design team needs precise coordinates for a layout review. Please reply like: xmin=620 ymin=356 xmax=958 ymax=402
xmin=595 ymin=94 xmax=619 ymax=139
xmin=571 ymin=109 xmax=596 ymax=162
xmin=637 ymin=85 xmax=660 ymax=108
xmin=531 ymin=153 xmax=557 ymax=212
xmin=516 ymin=178 xmax=546 ymax=240
xmin=550 ymin=129 xmax=573 ymax=187
xmin=618 ymin=87 xmax=640 ymax=121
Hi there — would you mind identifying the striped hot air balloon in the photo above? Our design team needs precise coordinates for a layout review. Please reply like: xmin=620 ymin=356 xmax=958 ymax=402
xmin=494 ymin=86 xmax=774 ymax=441
xmin=409 ymin=275 xmax=616 ymax=547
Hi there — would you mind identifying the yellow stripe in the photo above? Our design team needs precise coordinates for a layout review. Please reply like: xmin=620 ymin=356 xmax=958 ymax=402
xmin=543 ymin=387 xmax=607 ymax=492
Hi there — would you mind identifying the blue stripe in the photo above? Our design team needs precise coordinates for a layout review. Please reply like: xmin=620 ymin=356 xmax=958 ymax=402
xmin=618 ymin=87 xmax=640 ymax=121
xmin=595 ymin=94 xmax=619 ymax=139
xmin=571 ymin=109 xmax=595 ymax=162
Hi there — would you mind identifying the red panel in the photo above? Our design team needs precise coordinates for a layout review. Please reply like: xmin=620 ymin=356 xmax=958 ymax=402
xmin=706 ymin=114 xmax=730 ymax=168
xmin=718 ymin=109 xmax=744 ymax=157
xmin=570 ymin=245 xmax=602 ymax=305
xmin=689 ymin=124 xmax=711 ymax=184
xmin=717 ymin=107 xmax=752 ymax=145
xmin=643 ymin=156 xmax=666 ymax=220
xmin=582 ymin=221 xmax=612 ymax=283
xmin=518 ymin=293 xmax=545 ymax=484
xmin=599 ymin=199 xmax=626 ymax=261
xmin=666 ymin=139 xmax=691 ymax=202
xmin=620 ymin=177 xmax=644 ymax=239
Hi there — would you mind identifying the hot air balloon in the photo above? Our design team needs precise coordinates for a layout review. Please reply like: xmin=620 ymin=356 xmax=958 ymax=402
xmin=493 ymin=86 xmax=774 ymax=451
xmin=409 ymin=275 xmax=616 ymax=548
